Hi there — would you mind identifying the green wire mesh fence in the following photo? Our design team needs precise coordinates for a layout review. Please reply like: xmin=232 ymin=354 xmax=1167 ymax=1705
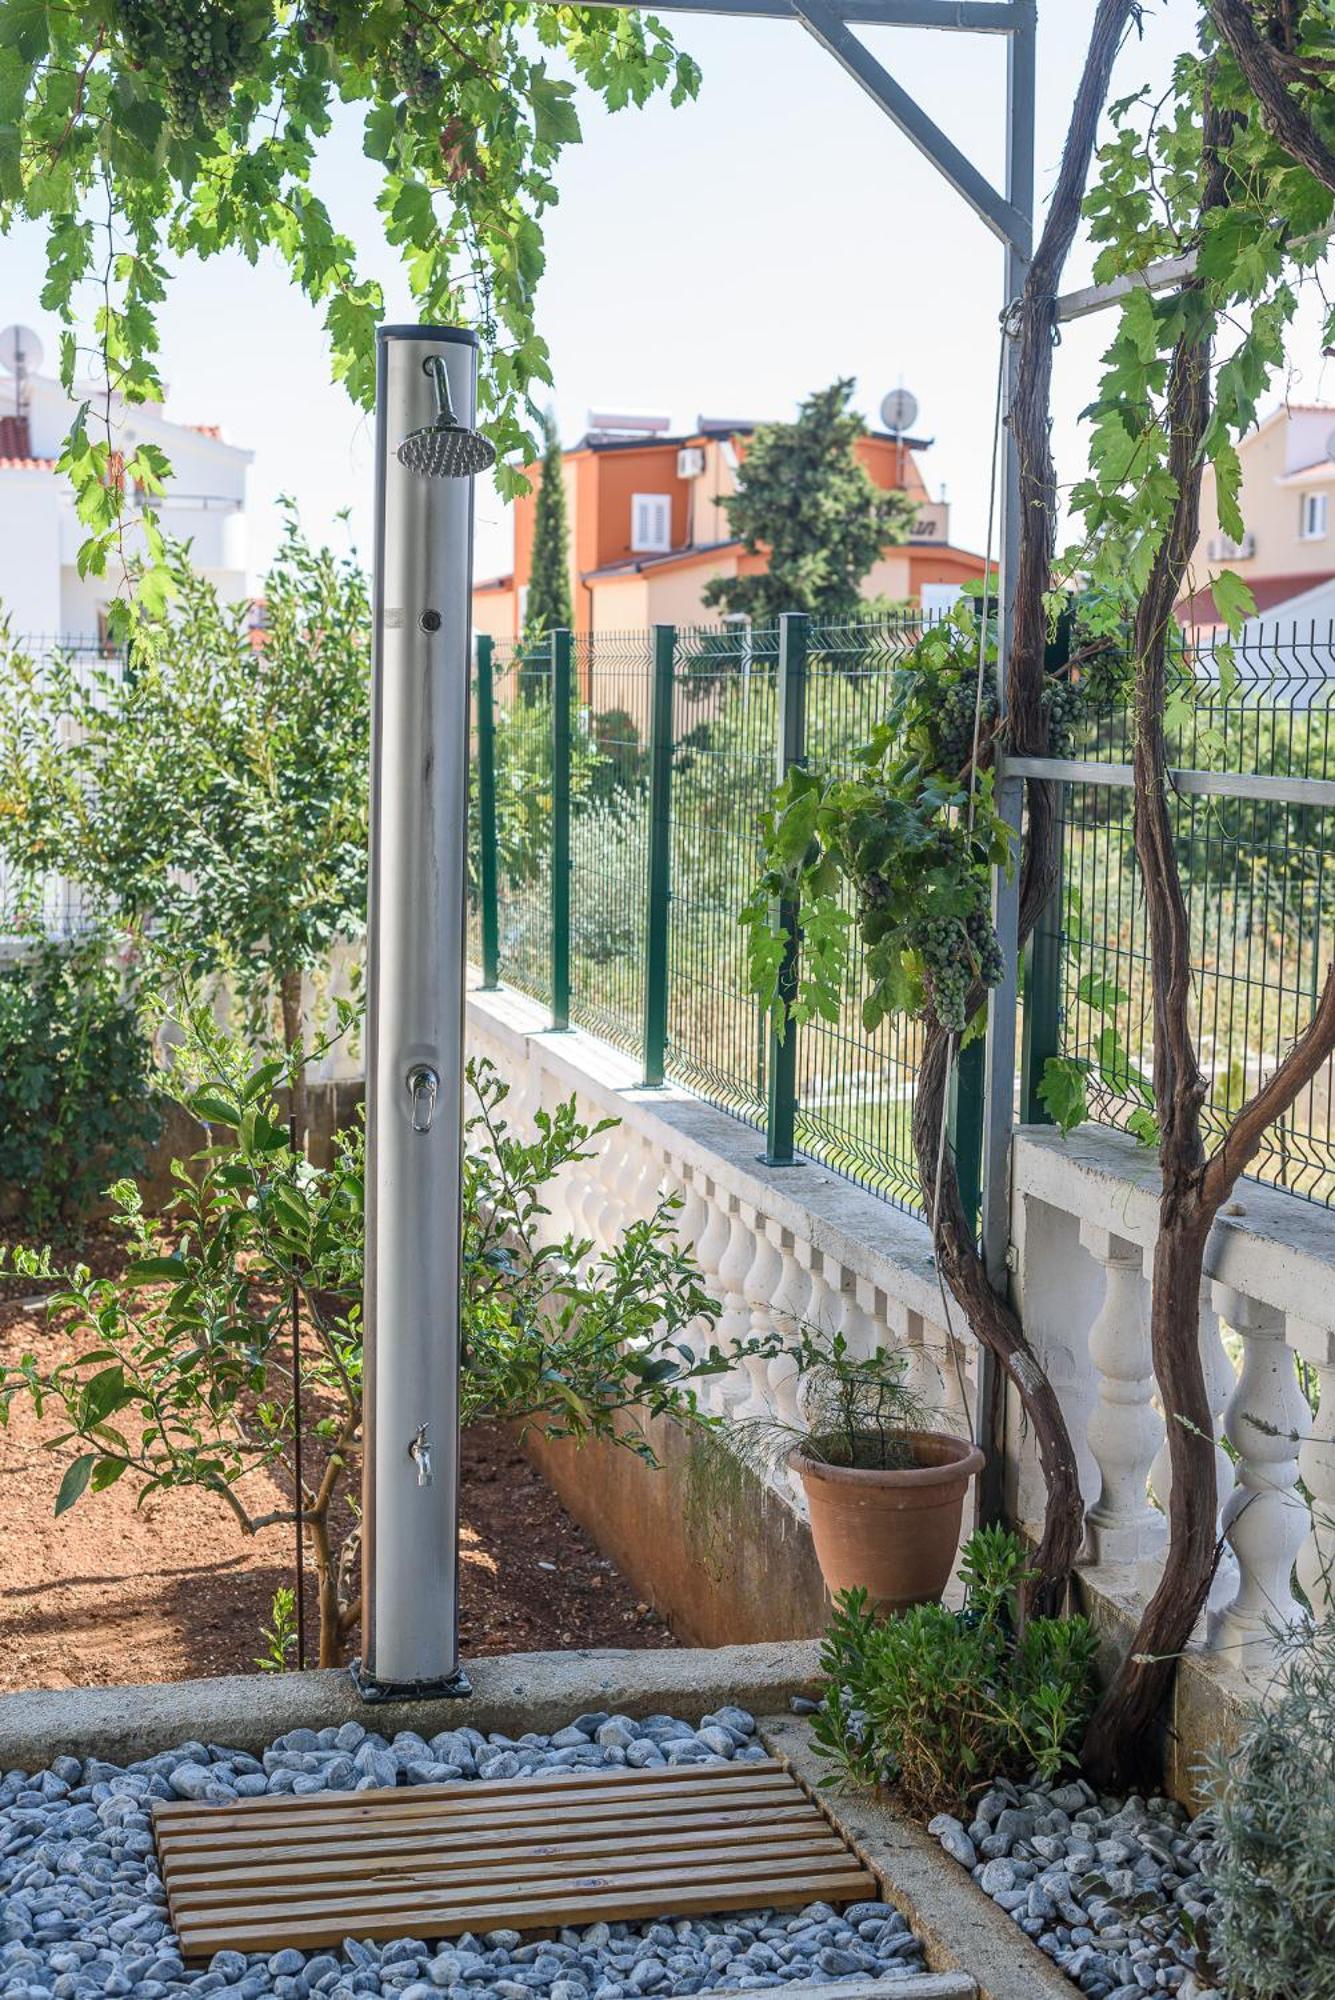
xmin=1046 ymin=620 xmax=1335 ymax=1202
xmin=470 ymin=614 xmax=1335 ymax=1216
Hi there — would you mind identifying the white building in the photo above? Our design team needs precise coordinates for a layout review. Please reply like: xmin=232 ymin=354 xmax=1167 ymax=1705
xmin=0 ymin=366 xmax=253 ymax=641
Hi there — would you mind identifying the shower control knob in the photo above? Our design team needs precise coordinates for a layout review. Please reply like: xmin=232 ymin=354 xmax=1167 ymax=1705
xmin=406 ymin=1063 xmax=440 ymax=1133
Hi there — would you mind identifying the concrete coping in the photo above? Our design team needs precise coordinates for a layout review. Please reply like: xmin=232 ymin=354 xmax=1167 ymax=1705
xmin=467 ymin=985 xmax=945 ymax=1326
xmin=0 ymin=1641 xmax=822 ymax=1772
xmin=1015 ymin=1121 xmax=1335 ymax=1323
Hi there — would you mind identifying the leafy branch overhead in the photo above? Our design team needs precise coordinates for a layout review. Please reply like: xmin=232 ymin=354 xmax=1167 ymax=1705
xmin=0 ymin=0 xmax=700 ymax=611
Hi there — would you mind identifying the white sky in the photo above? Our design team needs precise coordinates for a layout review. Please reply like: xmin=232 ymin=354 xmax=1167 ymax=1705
xmin=4 ymin=0 xmax=1333 ymax=592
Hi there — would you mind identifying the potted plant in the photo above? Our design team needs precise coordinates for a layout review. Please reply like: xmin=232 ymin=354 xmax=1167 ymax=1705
xmin=733 ymin=1328 xmax=984 ymax=1612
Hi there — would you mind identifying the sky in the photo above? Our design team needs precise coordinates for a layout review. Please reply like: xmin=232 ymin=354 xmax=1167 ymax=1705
xmin=4 ymin=0 xmax=1334 ymax=592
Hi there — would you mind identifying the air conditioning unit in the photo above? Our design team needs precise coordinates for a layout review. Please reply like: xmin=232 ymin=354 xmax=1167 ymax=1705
xmin=677 ymin=446 xmax=705 ymax=479
xmin=1209 ymin=530 xmax=1255 ymax=560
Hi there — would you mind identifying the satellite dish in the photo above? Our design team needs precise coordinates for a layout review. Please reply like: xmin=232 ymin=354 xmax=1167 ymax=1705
xmin=0 ymin=325 xmax=43 ymax=380
xmin=880 ymin=387 xmax=919 ymax=436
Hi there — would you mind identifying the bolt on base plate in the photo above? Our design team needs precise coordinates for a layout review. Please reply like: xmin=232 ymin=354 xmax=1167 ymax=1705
xmin=348 ymin=1658 xmax=472 ymax=1705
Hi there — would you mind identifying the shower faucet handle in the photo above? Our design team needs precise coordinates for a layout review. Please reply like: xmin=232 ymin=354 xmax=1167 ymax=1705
xmin=409 ymin=1423 xmax=433 ymax=1488
xmin=407 ymin=1063 xmax=440 ymax=1134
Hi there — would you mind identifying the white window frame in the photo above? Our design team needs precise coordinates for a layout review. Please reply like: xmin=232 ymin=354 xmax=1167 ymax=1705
xmin=1301 ymin=491 xmax=1328 ymax=541
xmin=630 ymin=492 xmax=672 ymax=554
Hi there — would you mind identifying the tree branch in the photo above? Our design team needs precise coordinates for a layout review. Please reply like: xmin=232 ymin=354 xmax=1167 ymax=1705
xmin=1211 ymin=0 xmax=1335 ymax=195
xmin=1203 ymin=960 xmax=1335 ymax=1203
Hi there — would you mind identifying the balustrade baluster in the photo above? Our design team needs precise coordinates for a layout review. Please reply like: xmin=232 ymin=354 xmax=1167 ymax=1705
xmin=1211 ymin=1286 xmax=1311 ymax=1656
xmin=1289 ymin=1316 xmax=1334 ymax=1625
xmin=1079 ymin=1225 xmax=1165 ymax=1566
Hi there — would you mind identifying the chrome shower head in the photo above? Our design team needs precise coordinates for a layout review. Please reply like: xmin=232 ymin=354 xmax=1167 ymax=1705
xmin=397 ymin=354 xmax=495 ymax=479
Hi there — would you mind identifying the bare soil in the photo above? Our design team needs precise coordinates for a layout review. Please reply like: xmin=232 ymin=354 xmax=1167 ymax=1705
xmin=0 ymin=1284 xmax=673 ymax=1694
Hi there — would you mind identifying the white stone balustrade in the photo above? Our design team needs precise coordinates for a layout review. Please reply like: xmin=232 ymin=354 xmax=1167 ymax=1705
xmin=1014 ymin=1123 xmax=1334 ymax=1669
xmin=466 ymin=981 xmax=1335 ymax=1693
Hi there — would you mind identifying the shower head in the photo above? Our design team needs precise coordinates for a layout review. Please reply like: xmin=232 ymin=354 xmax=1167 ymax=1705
xmin=397 ymin=354 xmax=495 ymax=479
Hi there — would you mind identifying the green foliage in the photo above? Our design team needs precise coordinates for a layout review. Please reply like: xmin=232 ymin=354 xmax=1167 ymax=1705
xmin=725 ymin=1326 xmax=938 ymax=1481
xmin=742 ymin=605 xmax=1023 ymax=1037
xmin=0 ymin=932 xmax=160 ymax=1234
xmin=703 ymin=381 xmax=918 ymax=623
xmin=0 ymin=0 xmax=700 ymax=621
xmin=0 ymin=515 xmax=370 ymax=1040
xmin=1072 ymin=24 xmax=1335 ymax=605
xmin=1038 ymin=887 xmax=1158 ymax=1147
xmin=256 ymin=1585 xmax=299 ymax=1674
xmin=1204 ymin=1618 xmax=1335 ymax=2000
xmin=523 ymin=412 xmax=574 ymax=646
xmin=811 ymin=1527 xmax=1099 ymax=1818
xmin=0 ymin=992 xmax=723 ymax=1660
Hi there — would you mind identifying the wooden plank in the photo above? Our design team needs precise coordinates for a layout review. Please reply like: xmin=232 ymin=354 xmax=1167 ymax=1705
xmin=150 ymin=1792 xmax=799 ymax=1864
xmin=170 ymin=1834 xmax=850 ymax=1910
xmin=171 ymin=1854 xmax=874 ymax=1935
xmin=153 ymin=1776 xmax=791 ymax=1832
xmin=174 ymin=1868 xmax=878 ymax=1957
xmin=163 ymin=1808 xmax=831 ymax=1880
xmin=153 ymin=1758 xmax=784 ymax=1829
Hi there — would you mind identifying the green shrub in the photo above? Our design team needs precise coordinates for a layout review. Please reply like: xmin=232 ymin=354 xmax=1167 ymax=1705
xmin=812 ymin=1526 xmax=1099 ymax=1818
xmin=1205 ymin=1620 xmax=1335 ymax=2000
xmin=0 ymin=933 xmax=160 ymax=1233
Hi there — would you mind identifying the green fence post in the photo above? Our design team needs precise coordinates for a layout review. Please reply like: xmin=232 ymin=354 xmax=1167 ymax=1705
xmin=551 ymin=628 xmax=572 ymax=1031
xmin=1019 ymin=600 xmax=1072 ymax=1122
xmin=642 ymin=624 xmax=675 ymax=1087
xmin=765 ymin=612 xmax=807 ymax=1166
xmin=949 ymin=1037 xmax=985 ymax=1240
xmin=475 ymin=635 xmax=500 ymax=990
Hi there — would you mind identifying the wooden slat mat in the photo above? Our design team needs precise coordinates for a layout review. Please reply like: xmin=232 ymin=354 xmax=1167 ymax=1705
xmin=153 ymin=1756 xmax=876 ymax=1958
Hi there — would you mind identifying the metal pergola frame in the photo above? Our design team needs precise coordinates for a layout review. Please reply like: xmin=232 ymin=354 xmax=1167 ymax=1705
xmin=530 ymin=0 xmax=1166 ymax=1496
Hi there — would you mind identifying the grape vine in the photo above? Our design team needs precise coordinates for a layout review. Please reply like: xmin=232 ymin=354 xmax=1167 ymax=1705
xmin=741 ymin=601 xmax=1098 ymax=1040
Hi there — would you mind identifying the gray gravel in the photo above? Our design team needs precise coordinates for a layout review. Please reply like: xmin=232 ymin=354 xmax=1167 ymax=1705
xmin=0 ymin=1709 xmax=931 ymax=2000
xmin=927 ymin=1774 xmax=1220 ymax=2000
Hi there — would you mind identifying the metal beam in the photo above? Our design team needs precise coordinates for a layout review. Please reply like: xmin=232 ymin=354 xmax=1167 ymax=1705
xmin=528 ymin=0 xmax=1023 ymax=24
xmin=1054 ymin=251 xmax=1198 ymax=323
xmin=1001 ymin=753 xmax=1335 ymax=810
xmin=791 ymin=0 xmax=1030 ymax=250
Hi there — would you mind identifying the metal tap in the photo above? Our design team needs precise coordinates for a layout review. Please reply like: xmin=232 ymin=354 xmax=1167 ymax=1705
xmin=408 ymin=1423 xmax=433 ymax=1487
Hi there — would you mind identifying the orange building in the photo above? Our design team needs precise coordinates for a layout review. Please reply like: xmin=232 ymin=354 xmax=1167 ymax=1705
xmin=473 ymin=413 xmax=987 ymax=642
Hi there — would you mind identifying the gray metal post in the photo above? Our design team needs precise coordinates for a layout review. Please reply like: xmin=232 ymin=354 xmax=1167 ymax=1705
xmin=357 ymin=325 xmax=477 ymax=1700
xmin=975 ymin=3 xmax=1033 ymax=1512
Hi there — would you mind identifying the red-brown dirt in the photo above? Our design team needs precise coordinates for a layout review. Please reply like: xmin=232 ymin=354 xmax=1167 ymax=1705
xmin=0 ymin=1284 xmax=673 ymax=1694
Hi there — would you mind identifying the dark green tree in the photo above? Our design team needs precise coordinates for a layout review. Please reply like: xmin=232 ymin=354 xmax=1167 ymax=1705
xmin=703 ymin=379 xmax=918 ymax=623
xmin=523 ymin=412 xmax=574 ymax=645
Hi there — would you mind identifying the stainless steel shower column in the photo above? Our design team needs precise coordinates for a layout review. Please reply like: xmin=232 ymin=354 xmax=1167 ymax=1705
xmin=357 ymin=325 xmax=477 ymax=1699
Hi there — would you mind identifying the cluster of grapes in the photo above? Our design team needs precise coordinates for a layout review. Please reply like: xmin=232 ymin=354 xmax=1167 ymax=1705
xmin=388 ymin=31 xmax=444 ymax=105
xmin=914 ymin=891 xmax=1003 ymax=1034
xmin=931 ymin=664 xmax=998 ymax=775
xmin=1041 ymin=673 xmax=1085 ymax=755
xmin=300 ymin=4 xmax=338 ymax=46
xmin=116 ymin=0 xmax=251 ymax=131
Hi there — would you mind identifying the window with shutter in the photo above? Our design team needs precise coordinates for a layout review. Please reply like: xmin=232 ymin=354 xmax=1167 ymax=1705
xmin=631 ymin=493 xmax=671 ymax=553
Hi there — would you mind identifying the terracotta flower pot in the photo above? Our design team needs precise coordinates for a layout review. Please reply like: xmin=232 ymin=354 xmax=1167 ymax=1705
xmin=791 ymin=1430 xmax=985 ymax=1613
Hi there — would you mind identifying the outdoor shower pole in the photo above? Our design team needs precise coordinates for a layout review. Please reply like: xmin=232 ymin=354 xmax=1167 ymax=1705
xmin=357 ymin=325 xmax=478 ymax=1700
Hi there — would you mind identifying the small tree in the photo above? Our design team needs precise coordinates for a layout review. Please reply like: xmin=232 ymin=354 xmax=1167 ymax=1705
xmin=0 ymin=1000 xmax=726 ymax=1668
xmin=0 ymin=514 xmax=370 ymax=1141
xmin=703 ymin=380 xmax=918 ymax=623
xmin=523 ymin=411 xmax=574 ymax=645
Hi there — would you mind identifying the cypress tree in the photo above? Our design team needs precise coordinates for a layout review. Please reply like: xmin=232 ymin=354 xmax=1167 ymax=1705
xmin=523 ymin=411 xmax=574 ymax=644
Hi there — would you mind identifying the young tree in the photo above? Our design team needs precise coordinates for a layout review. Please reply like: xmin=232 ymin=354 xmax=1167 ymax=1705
xmin=703 ymin=381 xmax=919 ymax=624
xmin=0 ymin=515 xmax=370 ymax=1141
xmin=0 ymin=4 xmax=700 ymax=616
xmin=523 ymin=411 xmax=574 ymax=645
xmin=0 ymin=1004 xmax=724 ymax=1667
